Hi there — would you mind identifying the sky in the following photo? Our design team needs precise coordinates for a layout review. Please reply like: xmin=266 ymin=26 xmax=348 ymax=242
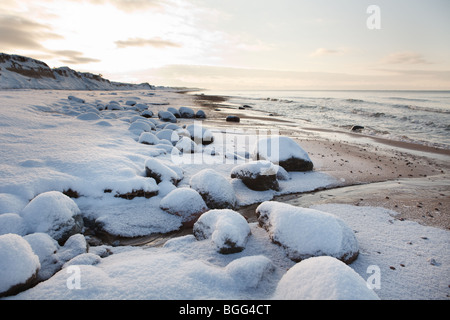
xmin=1 ymin=0 xmax=449 ymax=90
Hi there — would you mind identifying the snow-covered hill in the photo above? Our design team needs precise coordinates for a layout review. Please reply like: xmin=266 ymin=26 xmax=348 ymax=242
xmin=0 ymin=53 xmax=153 ymax=90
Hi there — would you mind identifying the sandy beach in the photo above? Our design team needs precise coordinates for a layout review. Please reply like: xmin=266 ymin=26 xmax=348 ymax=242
xmin=192 ymin=92 xmax=450 ymax=231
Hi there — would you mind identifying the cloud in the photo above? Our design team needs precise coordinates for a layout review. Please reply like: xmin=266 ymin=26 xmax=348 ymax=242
xmin=309 ymin=48 xmax=341 ymax=57
xmin=89 ymin=0 xmax=163 ymax=12
xmin=0 ymin=14 xmax=63 ymax=50
xmin=381 ymin=52 xmax=432 ymax=65
xmin=52 ymin=50 xmax=101 ymax=65
xmin=115 ymin=37 xmax=182 ymax=49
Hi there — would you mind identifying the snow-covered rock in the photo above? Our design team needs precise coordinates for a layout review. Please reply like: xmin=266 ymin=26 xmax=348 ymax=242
xmin=0 ymin=234 xmax=40 ymax=297
xmin=0 ymin=213 xmax=27 ymax=236
xmin=195 ymin=109 xmax=206 ymax=119
xmin=253 ymin=136 xmax=313 ymax=171
xmin=256 ymin=201 xmax=359 ymax=263
xmin=23 ymin=233 xmax=60 ymax=281
xmin=0 ymin=193 xmax=27 ymax=214
xmin=186 ymin=123 xmax=214 ymax=145
xmin=141 ymin=110 xmax=153 ymax=118
xmin=167 ymin=107 xmax=181 ymax=118
xmin=160 ymin=187 xmax=208 ymax=225
xmin=156 ymin=129 xmax=180 ymax=145
xmin=190 ymin=169 xmax=237 ymax=209
xmin=225 ymin=255 xmax=275 ymax=289
xmin=138 ymin=132 xmax=160 ymax=145
xmin=20 ymin=191 xmax=84 ymax=245
xmin=175 ymin=136 xmax=199 ymax=153
xmin=144 ymin=158 xmax=183 ymax=185
xmin=193 ymin=209 xmax=251 ymax=254
xmin=128 ymin=121 xmax=153 ymax=135
xmin=230 ymin=160 xmax=280 ymax=191
xmin=158 ymin=110 xmax=177 ymax=123
xmin=273 ymin=256 xmax=379 ymax=300
xmin=179 ymin=106 xmax=195 ymax=118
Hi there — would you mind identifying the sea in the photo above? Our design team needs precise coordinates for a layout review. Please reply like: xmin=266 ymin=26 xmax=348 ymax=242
xmin=201 ymin=90 xmax=450 ymax=150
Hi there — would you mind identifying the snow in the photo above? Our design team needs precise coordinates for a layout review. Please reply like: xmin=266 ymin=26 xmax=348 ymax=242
xmin=189 ymin=169 xmax=237 ymax=209
xmin=159 ymin=187 xmax=207 ymax=223
xmin=256 ymin=201 xmax=359 ymax=263
xmin=193 ymin=209 xmax=251 ymax=254
xmin=0 ymin=233 xmax=40 ymax=295
xmin=20 ymin=191 xmax=83 ymax=243
xmin=273 ymin=256 xmax=380 ymax=300
xmin=0 ymin=89 xmax=448 ymax=300
xmin=253 ymin=135 xmax=312 ymax=165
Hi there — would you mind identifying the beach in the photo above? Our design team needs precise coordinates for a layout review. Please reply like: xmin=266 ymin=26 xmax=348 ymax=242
xmin=193 ymin=92 xmax=450 ymax=230
xmin=1 ymin=88 xmax=449 ymax=300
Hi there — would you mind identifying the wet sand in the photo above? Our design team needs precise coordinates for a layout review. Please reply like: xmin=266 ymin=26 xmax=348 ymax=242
xmin=192 ymin=92 xmax=450 ymax=231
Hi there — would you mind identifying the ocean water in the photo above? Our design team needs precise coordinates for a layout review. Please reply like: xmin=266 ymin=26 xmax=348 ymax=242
xmin=203 ymin=90 xmax=450 ymax=150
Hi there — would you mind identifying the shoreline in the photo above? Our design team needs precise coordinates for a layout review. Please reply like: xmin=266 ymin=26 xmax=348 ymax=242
xmin=190 ymin=92 xmax=450 ymax=231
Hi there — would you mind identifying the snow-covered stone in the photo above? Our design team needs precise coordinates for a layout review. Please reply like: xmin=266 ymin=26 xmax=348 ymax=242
xmin=179 ymin=106 xmax=195 ymax=118
xmin=20 ymin=191 xmax=84 ymax=245
xmin=24 ymin=232 xmax=60 ymax=281
xmin=68 ymin=96 xmax=85 ymax=104
xmin=0 ymin=234 xmax=40 ymax=297
xmin=158 ymin=110 xmax=177 ymax=123
xmin=141 ymin=110 xmax=153 ymax=118
xmin=186 ymin=123 xmax=214 ymax=145
xmin=256 ymin=201 xmax=359 ymax=264
xmin=175 ymin=136 xmax=199 ymax=153
xmin=0 ymin=213 xmax=27 ymax=236
xmin=195 ymin=109 xmax=206 ymax=119
xmin=156 ymin=129 xmax=180 ymax=145
xmin=193 ymin=209 xmax=251 ymax=254
xmin=144 ymin=158 xmax=183 ymax=185
xmin=55 ymin=233 xmax=88 ymax=265
xmin=128 ymin=121 xmax=153 ymax=135
xmin=0 ymin=193 xmax=27 ymax=214
xmin=138 ymin=132 xmax=160 ymax=145
xmin=190 ymin=169 xmax=237 ymax=209
xmin=273 ymin=256 xmax=379 ymax=300
xmin=77 ymin=112 xmax=101 ymax=121
xmin=160 ymin=188 xmax=208 ymax=225
xmin=225 ymin=255 xmax=275 ymax=289
xmin=253 ymin=136 xmax=313 ymax=171
xmin=230 ymin=160 xmax=280 ymax=191
xmin=167 ymin=107 xmax=181 ymax=118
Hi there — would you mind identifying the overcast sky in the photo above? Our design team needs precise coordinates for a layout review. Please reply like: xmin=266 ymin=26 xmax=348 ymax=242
xmin=1 ymin=0 xmax=449 ymax=90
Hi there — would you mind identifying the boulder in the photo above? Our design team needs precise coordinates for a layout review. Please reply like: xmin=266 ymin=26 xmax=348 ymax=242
xmin=193 ymin=209 xmax=251 ymax=254
xmin=144 ymin=158 xmax=183 ymax=185
xmin=273 ymin=256 xmax=379 ymax=300
xmin=226 ymin=115 xmax=240 ymax=123
xmin=175 ymin=136 xmax=199 ymax=153
xmin=20 ymin=191 xmax=84 ymax=245
xmin=253 ymin=135 xmax=313 ymax=172
xmin=160 ymin=188 xmax=208 ymax=226
xmin=0 ymin=213 xmax=27 ymax=236
xmin=167 ymin=107 xmax=181 ymax=118
xmin=155 ymin=129 xmax=180 ymax=145
xmin=351 ymin=125 xmax=364 ymax=132
xmin=158 ymin=110 xmax=177 ymax=123
xmin=230 ymin=160 xmax=280 ymax=191
xmin=128 ymin=121 xmax=153 ymax=135
xmin=190 ymin=169 xmax=237 ymax=209
xmin=256 ymin=201 xmax=359 ymax=264
xmin=195 ymin=110 xmax=206 ymax=119
xmin=186 ymin=124 xmax=214 ymax=145
xmin=0 ymin=234 xmax=40 ymax=297
xmin=140 ymin=110 xmax=153 ymax=118
xmin=179 ymin=106 xmax=195 ymax=118
xmin=24 ymin=232 xmax=60 ymax=281
xmin=138 ymin=132 xmax=160 ymax=145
